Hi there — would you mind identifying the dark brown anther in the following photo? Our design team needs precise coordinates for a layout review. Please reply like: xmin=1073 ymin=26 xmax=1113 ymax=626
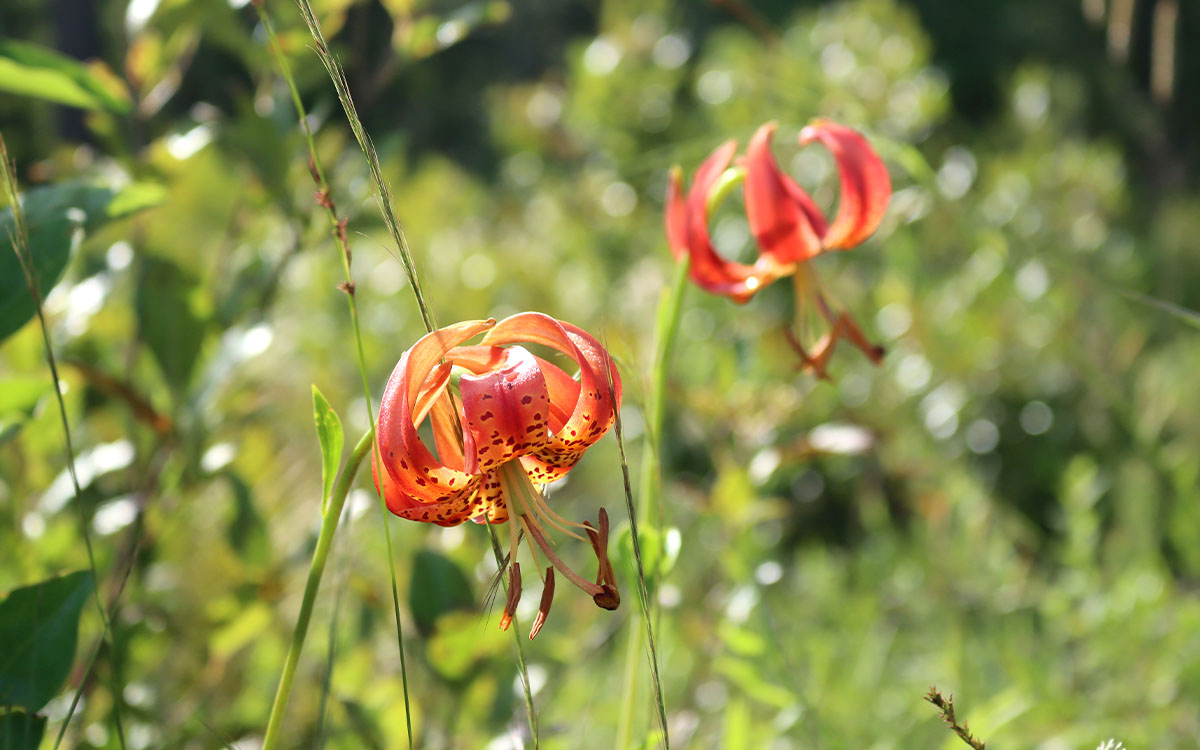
xmin=529 ymin=567 xmax=555 ymax=640
xmin=598 ymin=507 xmax=610 ymax=546
xmin=584 ymin=509 xmax=620 ymax=610
xmin=837 ymin=313 xmax=886 ymax=365
xmin=500 ymin=562 xmax=522 ymax=631
xmin=583 ymin=522 xmax=604 ymax=584
xmin=308 ymin=156 xmax=320 ymax=185
xmin=593 ymin=583 xmax=620 ymax=611
xmin=337 ymin=280 xmax=356 ymax=295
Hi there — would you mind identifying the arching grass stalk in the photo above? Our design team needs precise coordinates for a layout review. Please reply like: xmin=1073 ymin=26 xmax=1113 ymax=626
xmin=615 ymin=256 xmax=688 ymax=750
xmin=2 ymin=134 xmax=128 ymax=750
xmin=608 ymin=366 xmax=670 ymax=750
xmin=485 ymin=524 xmax=540 ymax=749
xmin=254 ymin=4 xmax=435 ymax=745
xmin=262 ymin=428 xmax=374 ymax=750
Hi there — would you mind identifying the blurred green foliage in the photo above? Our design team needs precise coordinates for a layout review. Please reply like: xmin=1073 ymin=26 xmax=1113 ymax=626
xmin=2 ymin=0 xmax=1200 ymax=748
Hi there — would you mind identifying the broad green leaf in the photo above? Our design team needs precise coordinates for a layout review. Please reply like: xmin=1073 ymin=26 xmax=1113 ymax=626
xmin=0 ymin=181 xmax=166 ymax=343
xmin=0 ymin=378 xmax=48 ymax=446
xmin=0 ymin=39 xmax=130 ymax=113
xmin=0 ymin=711 xmax=46 ymax=750
xmin=408 ymin=549 xmax=474 ymax=636
xmin=0 ymin=571 xmax=93 ymax=712
xmin=135 ymin=256 xmax=210 ymax=393
xmin=311 ymin=385 xmax=344 ymax=514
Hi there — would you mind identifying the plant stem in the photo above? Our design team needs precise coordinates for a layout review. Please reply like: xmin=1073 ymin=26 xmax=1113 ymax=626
xmin=485 ymin=524 xmax=539 ymax=748
xmin=637 ymin=257 xmax=691 ymax=533
xmin=616 ymin=258 xmax=689 ymax=749
xmin=2 ymin=134 xmax=128 ymax=750
xmin=610 ymin=376 xmax=670 ymax=749
xmin=255 ymin=5 xmax=422 ymax=745
xmin=262 ymin=428 xmax=374 ymax=750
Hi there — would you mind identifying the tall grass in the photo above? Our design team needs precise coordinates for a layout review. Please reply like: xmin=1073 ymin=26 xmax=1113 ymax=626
xmin=2 ymin=134 xmax=131 ymax=750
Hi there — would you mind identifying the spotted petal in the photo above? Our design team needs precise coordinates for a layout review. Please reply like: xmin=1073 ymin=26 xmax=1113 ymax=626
xmin=374 ymin=319 xmax=495 ymax=515
xmin=457 ymin=345 xmax=551 ymax=475
xmin=481 ymin=313 xmax=621 ymax=483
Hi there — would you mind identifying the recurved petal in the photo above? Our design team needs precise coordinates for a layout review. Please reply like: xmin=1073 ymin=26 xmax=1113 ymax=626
xmin=392 ymin=471 xmax=505 ymax=527
xmin=799 ymin=119 xmax=891 ymax=250
xmin=457 ymin=345 xmax=551 ymax=475
xmin=531 ymin=355 xmax=579 ymax=433
xmin=376 ymin=319 xmax=494 ymax=510
xmin=481 ymin=313 xmax=620 ymax=483
xmin=744 ymin=121 xmax=824 ymax=265
xmin=676 ymin=140 xmax=765 ymax=303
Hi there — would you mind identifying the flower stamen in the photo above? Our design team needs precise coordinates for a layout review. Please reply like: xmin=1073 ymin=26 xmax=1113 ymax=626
xmin=500 ymin=561 xmax=522 ymax=632
xmin=529 ymin=567 xmax=555 ymax=640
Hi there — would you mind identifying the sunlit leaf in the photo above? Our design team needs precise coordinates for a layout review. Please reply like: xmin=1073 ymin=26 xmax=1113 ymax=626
xmin=0 ymin=181 xmax=165 ymax=344
xmin=312 ymin=385 xmax=344 ymax=514
xmin=0 ymin=39 xmax=130 ymax=114
xmin=0 ymin=571 xmax=93 ymax=712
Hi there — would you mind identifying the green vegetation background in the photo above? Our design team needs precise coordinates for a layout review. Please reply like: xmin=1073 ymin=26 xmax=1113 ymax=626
xmin=2 ymin=0 xmax=1200 ymax=747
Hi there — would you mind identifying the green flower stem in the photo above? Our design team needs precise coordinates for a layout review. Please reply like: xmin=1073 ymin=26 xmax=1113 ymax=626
xmin=262 ymin=427 xmax=374 ymax=750
xmin=257 ymin=4 xmax=419 ymax=745
xmin=637 ymin=256 xmax=691 ymax=533
xmin=636 ymin=165 xmax=740 ymax=530
xmin=615 ymin=255 xmax=690 ymax=750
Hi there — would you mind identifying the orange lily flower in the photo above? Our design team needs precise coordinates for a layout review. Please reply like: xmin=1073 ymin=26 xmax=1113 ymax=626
xmin=372 ymin=313 xmax=621 ymax=638
xmin=666 ymin=119 xmax=891 ymax=378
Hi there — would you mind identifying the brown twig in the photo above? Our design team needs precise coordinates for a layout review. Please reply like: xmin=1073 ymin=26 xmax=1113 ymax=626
xmin=64 ymin=359 xmax=174 ymax=436
xmin=925 ymin=686 xmax=987 ymax=750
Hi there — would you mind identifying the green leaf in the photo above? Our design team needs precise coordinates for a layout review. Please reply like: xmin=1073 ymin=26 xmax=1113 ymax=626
xmin=0 ymin=710 xmax=47 ymax=750
xmin=0 ymin=571 xmax=93 ymax=712
xmin=408 ymin=550 xmax=474 ymax=637
xmin=0 ymin=39 xmax=130 ymax=114
xmin=311 ymin=385 xmax=344 ymax=514
xmin=135 ymin=256 xmax=210 ymax=392
xmin=0 ymin=181 xmax=166 ymax=344
xmin=0 ymin=378 xmax=46 ymax=418
xmin=0 ymin=377 xmax=47 ymax=449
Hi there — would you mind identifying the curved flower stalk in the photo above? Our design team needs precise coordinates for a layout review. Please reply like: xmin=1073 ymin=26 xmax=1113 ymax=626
xmin=666 ymin=119 xmax=892 ymax=378
xmin=372 ymin=313 xmax=622 ymax=638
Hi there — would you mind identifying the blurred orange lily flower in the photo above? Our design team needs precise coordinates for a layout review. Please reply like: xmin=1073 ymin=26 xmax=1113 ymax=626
xmin=372 ymin=313 xmax=621 ymax=638
xmin=666 ymin=119 xmax=891 ymax=377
